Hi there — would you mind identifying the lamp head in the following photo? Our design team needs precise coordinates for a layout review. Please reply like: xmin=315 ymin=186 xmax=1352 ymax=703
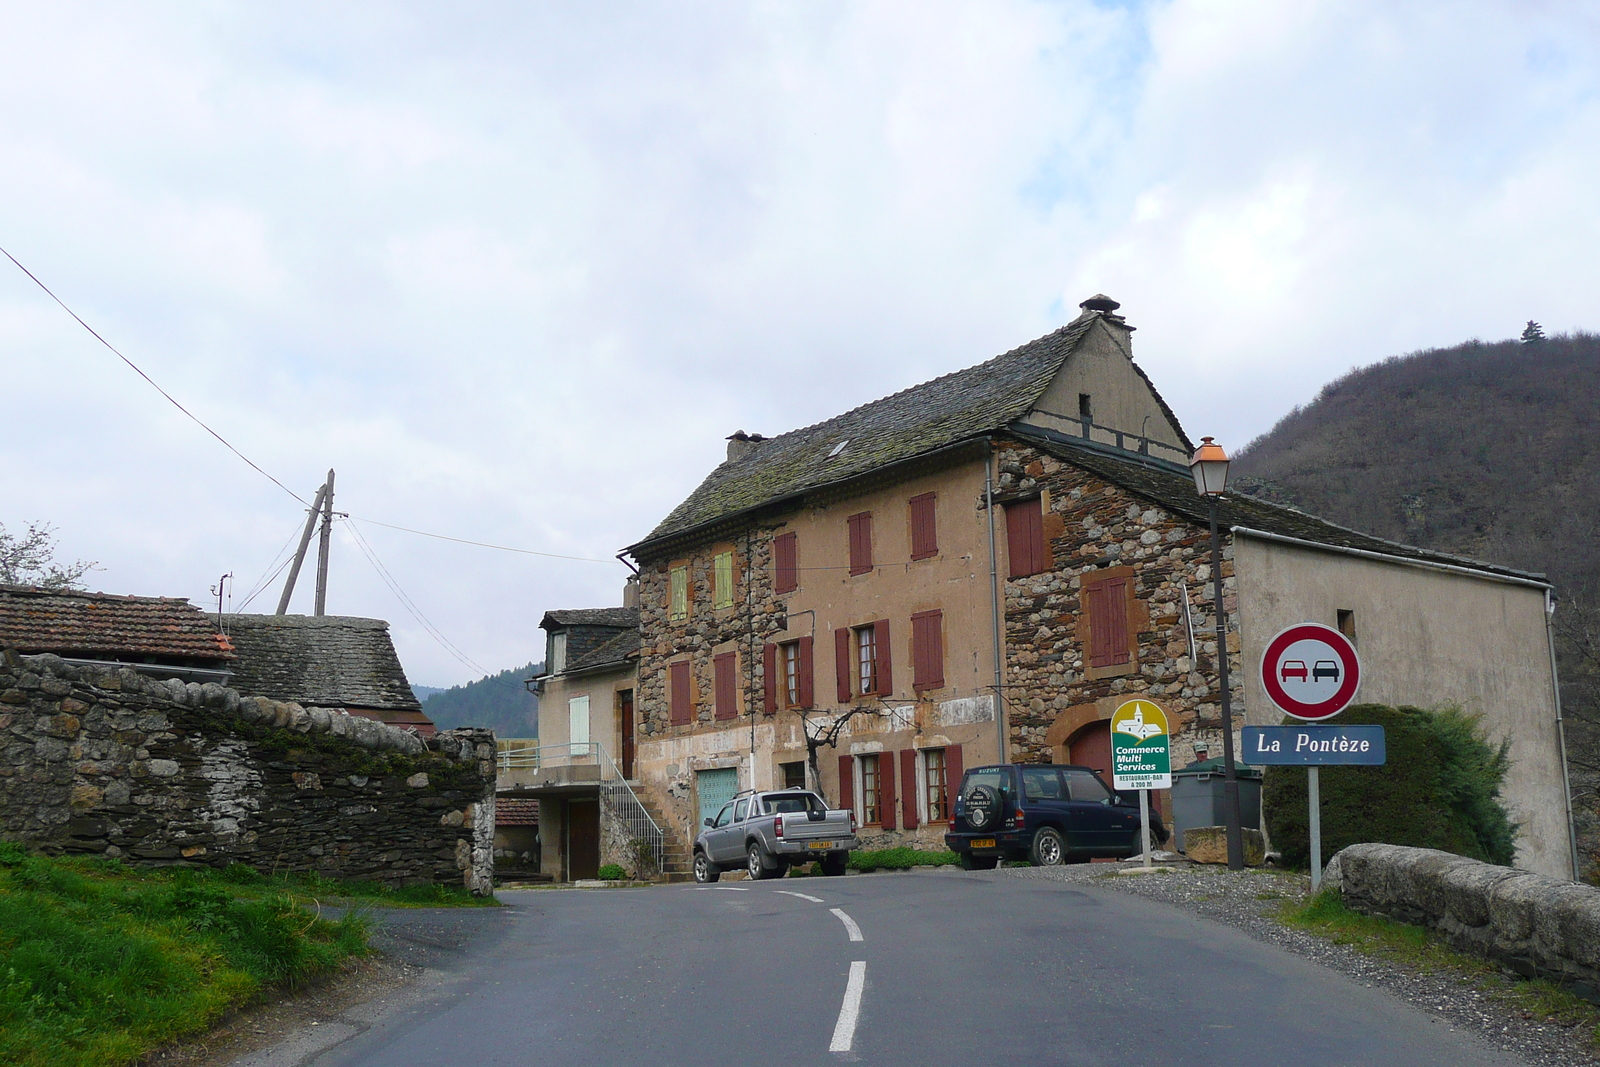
xmin=1190 ymin=436 xmax=1230 ymax=496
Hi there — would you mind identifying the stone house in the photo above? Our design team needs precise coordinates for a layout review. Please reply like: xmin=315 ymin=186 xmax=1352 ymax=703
xmin=619 ymin=295 xmax=1573 ymax=879
xmin=0 ymin=584 xmax=235 ymax=682
xmin=224 ymin=614 xmax=435 ymax=735
xmin=512 ymin=606 xmax=647 ymax=881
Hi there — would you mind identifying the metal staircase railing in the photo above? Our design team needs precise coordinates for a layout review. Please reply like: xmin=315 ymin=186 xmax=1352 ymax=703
xmin=495 ymin=740 xmax=665 ymax=877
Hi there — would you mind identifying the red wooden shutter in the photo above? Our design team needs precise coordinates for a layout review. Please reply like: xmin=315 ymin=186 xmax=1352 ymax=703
xmin=763 ymin=643 xmax=778 ymax=714
xmin=1086 ymin=577 xmax=1131 ymax=667
xmin=774 ymin=532 xmax=798 ymax=594
xmin=798 ymin=635 xmax=815 ymax=708
xmin=1005 ymin=498 xmax=1047 ymax=577
xmin=848 ymin=512 xmax=873 ymax=575
xmin=899 ymin=749 xmax=920 ymax=830
xmin=835 ymin=627 xmax=852 ymax=702
xmin=911 ymin=610 xmax=944 ymax=690
xmin=669 ymin=661 xmax=691 ymax=725
xmin=873 ymin=619 xmax=892 ymax=696
xmin=713 ymin=652 xmax=738 ymax=719
xmin=909 ymin=493 xmax=937 ymax=560
xmin=944 ymin=744 xmax=964 ymax=811
xmin=878 ymin=751 xmax=897 ymax=830
xmin=838 ymin=754 xmax=855 ymax=813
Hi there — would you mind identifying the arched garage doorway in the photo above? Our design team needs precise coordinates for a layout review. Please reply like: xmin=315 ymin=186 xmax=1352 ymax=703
xmin=1063 ymin=720 xmax=1160 ymax=816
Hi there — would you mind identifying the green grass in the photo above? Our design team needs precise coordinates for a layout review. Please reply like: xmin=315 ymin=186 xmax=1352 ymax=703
xmin=0 ymin=845 xmax=483 ymax=1066
xmin=1283 ymin=889 xmax=1600 ymax=1045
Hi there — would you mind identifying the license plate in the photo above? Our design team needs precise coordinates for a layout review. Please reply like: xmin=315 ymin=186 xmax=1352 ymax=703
xmin=806 ymin=841 xmax=834 ymax=850
xmin=970 ymin=839 xmax=996 ymax=849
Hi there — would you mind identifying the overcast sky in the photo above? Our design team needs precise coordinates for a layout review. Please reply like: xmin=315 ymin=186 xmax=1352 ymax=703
xmin=2 ymin=1 xmax=1595 ymax=687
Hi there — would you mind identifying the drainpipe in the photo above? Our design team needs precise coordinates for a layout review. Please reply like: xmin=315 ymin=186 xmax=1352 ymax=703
xmin=984 ymin=437 xmax=1006 ymax=762
xmin=1546 ymin=588 xmax=1581 ymax=881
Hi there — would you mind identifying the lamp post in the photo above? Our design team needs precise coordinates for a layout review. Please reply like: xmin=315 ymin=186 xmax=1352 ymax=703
xmin=1190 ymin=436 xmax=1244 ymax=871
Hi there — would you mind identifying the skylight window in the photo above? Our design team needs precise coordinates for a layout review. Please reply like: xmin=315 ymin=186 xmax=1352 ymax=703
xmin=828 ymin=439 xmax=849 ymax=458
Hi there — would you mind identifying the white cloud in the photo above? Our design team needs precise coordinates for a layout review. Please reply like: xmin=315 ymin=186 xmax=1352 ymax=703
xmin=0 ymin=0 xmax=1595 ymax=684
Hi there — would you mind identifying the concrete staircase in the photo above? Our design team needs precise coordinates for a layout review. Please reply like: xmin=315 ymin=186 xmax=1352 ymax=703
xmin=632 ymin=787 xmax=694 ymax=883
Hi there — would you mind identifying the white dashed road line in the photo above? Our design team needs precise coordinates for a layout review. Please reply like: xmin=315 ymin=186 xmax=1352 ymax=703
xmin=829 ymin=961 xmax=867 ymax=1053
xmin=830 ymin=908 xmax=864 ymax=942
xmin=775 ymin=890 xmax=826 ymax=903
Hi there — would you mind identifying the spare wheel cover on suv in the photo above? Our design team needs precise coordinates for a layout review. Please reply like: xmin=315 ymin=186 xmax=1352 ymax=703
xmin=964 ymin=784 xmax=1000 ymax=833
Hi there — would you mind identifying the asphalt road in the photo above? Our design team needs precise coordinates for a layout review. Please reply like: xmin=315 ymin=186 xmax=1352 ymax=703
xmin=273 ymin=870 xmax=1535 ymax=1067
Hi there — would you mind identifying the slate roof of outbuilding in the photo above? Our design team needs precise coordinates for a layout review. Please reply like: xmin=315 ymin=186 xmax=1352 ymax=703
xmin=0 ymin=585 xmax=234 ymax=661
xmin=629 ymin=312 xmax=1178 ymax=557
xmin=1014 ymin=427 xmax=1547 ymax=583
xmin=564 ymin=628 xmax=641 ymax=674
xmin=223 ymin=614 xmax=423 ymax=711
xmin=496 ymin=798 xmax=540 ymax=827
xmin=539 ymin=607 xmax=640 ymax=630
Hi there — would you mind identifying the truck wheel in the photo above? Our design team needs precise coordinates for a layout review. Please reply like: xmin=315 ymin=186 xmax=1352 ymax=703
xmin=1030 ymin=827 xmax=1068 ymax=866
xmin=747 ymin=842 xmax=778 ymax=881
xmin=958 ymin=853 xmax=998 ymax=871
xmin=693 ymin=850 xmax=721 ymax=883
xmin=821 ymin=852 xmax=848 ymax=877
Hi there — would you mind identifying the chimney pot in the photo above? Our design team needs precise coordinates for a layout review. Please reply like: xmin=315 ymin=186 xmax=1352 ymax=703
xmin=1079 ymin=293 xmax=1121 ymax=312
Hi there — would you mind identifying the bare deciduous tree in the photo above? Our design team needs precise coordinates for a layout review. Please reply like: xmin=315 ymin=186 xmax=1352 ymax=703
xmin=801 ymin=706 xmax=876 ymax=806
xmin=0 ymin=522 xmax=95 ymax=590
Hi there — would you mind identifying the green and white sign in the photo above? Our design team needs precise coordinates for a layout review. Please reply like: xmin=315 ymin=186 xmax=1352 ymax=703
xmin=1110 ymin=699 xmax=1171 ymax=791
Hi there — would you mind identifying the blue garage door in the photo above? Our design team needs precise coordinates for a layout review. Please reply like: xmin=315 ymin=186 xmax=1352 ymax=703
xmin=697 ymin=767 xmax=741 ymax=826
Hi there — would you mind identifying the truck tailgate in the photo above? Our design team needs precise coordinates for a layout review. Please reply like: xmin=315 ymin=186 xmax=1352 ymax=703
xmin=777 ymin=811 xmax=852 ymax=841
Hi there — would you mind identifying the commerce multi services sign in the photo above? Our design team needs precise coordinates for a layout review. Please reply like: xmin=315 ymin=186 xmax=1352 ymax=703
xmin=1110 ymin=699 xmax=1171 ymax=791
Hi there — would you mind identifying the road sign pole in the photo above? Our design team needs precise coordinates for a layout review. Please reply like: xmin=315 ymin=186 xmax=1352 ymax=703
xmin=1139 ymin=790 xmax=1152 ymax=869
xmin=1308 ymin=766 xmax=1322 ymax=893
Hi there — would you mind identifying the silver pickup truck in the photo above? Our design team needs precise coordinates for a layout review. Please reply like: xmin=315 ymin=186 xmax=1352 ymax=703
xmin=693 ymin=788 xmax=858 ymax=882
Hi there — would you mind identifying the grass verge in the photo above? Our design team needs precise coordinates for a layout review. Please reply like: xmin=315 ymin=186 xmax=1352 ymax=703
xmin=0 ymin=844 xmax=483 ymax=1066
xmin=1283 ymin=888 xmax=1600 ymax=1045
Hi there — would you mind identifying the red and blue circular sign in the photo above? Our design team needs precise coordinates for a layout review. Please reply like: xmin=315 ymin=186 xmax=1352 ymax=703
xmin=1260 ymin=623 xmax=1361 ymax=721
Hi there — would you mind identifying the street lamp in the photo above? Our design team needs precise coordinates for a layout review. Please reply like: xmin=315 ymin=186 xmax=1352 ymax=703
xmin=1190 ymin=436 xmax=1245 ymax=871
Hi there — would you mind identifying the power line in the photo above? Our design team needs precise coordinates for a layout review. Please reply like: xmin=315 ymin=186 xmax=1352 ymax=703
xmin=1 ymin=244 xmax=311 ymax=509
xmin=355 ymin=517 xmax=614 ymax=563
xmin=1 ymin=244 xmax=619 ymax=566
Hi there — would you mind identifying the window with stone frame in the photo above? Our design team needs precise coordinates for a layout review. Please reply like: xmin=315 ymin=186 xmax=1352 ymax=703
xmin=669 ymin=565 xmax=689 ymax=621
xmin=781 ymin=759 xmax=807 ymax=790
xmin=923 ymin=747 xmax=949 ymax=822
xmin=860 ymin=753 xmax=881 ymax=825
xmin=1004 ymin=497 xmax=1048 ymax=578
xmin=712 ymin=550 xmax=735 ymax=609
xmin=855 ymin=624 xmax=878 ymax=695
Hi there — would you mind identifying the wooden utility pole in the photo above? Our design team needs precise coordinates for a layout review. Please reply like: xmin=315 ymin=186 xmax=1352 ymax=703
xmin=276 ymin=479 xmax=330 ymax=615
xmin=314 ymin=469 xmax=335 ymax=617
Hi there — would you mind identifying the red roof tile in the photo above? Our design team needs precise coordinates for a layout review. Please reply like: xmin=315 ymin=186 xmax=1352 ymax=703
xmin=0 ymin=586 xmax=234 ymax=663
xmin=496 ymin=799 xmax=540 ymax=827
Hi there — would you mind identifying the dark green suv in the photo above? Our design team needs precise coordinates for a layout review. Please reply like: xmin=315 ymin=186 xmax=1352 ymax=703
xmin=943 ymin=764 xmax=1165 ymax=869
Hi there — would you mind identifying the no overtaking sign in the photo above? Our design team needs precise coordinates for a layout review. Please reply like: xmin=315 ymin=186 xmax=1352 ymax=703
xmin=1260 ymin=623 xmax=1362 ymax=721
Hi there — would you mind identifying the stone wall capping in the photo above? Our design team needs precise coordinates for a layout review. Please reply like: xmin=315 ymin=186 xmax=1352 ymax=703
xmin=1328 ymin=843 xmax=1600 ymax=1000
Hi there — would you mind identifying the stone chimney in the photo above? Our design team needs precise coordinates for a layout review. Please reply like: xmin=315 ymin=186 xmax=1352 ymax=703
xmin=725 ymin=430 xmax=767 ymax=462
xmin=622 ymin=576 xmax=639 ymax=609
xmin=1079 ymin=293 xmax=1132 ymax=329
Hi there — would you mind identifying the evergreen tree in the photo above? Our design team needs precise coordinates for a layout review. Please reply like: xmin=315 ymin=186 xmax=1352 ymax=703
xmin=1521 ymin=320 xmax=1546 ymax=343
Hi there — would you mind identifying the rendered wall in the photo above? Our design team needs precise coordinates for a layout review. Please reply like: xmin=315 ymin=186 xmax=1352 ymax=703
xmin=1234 ymin=535 xmax=1569 ymax=879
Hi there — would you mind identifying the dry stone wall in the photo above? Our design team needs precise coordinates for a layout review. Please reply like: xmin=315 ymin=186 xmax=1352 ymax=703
xmin=993 ymin=440 xmax=1244 ymax=767
xmin=0 ymin=651 xmax=495 ymax=893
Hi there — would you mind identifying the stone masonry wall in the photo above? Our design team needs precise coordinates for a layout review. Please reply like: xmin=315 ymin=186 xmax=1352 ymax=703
xmin=0 ymin=651 xmax=496 ymax=893
xmin=636 ymin=530 xmax=787 ymax=832
xmin=993 ymin=440 xmax=1244 ymax=769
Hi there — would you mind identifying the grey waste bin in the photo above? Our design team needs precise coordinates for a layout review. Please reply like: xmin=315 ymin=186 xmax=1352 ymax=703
xmin=1170 ymin=757 xmax=1263 ymax=852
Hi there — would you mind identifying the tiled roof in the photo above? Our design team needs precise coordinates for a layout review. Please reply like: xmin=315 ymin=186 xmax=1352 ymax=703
xmin=0 ymin=585 xmax=234 ymax=662
xmin=565 ymin=628 xmax=640 ymax=673
xmin=627 ymin=313 xmax=1109 ymax=556
xmin=223 ymin=614 xmax=423 ymax=711
xmin=540 ymin=607 xmax=640 ymax=630
xmin=496 ymin=798 xmax=540 ymax=826
xmin=1013 ymin=427 xmax=1546 ymax=582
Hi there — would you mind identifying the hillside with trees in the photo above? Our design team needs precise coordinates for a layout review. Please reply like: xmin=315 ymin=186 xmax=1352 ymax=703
xmin=1231 ymin=330 xmax=1600 ymax=875
xmin=421 ymin=662 xmax=541 ymax=738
